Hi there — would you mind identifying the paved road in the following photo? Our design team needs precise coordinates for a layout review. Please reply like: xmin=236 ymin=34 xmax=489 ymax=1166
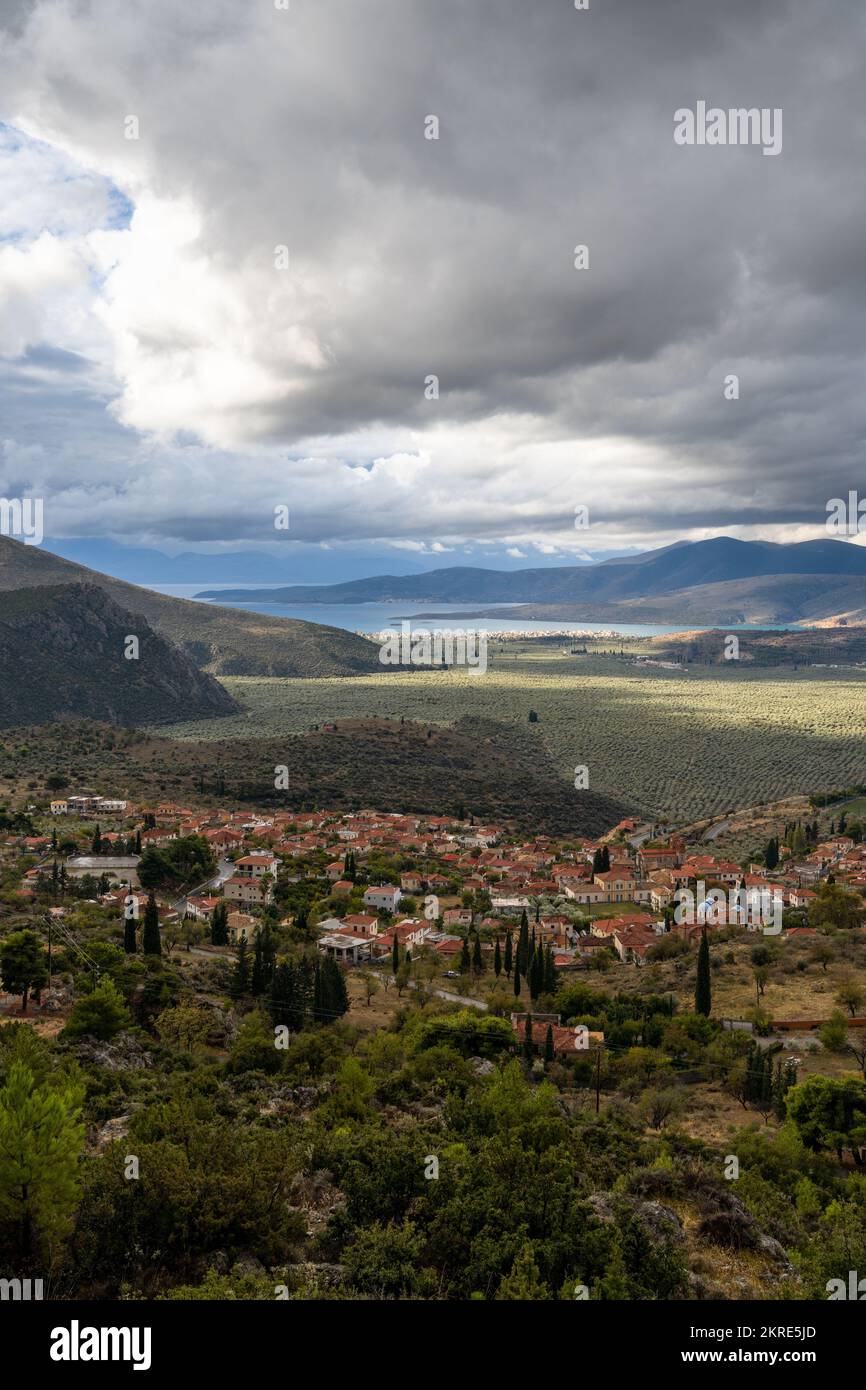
xmin=704 ymin=819 xmax=731 ymax=842
xmin=410 ymin=981 xmax=488 ymax=1011
xmin=169 ymin=857 xmax=235 ymax=913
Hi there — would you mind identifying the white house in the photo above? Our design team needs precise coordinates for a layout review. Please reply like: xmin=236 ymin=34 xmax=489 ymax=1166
xmin=363 ymin=884 xmax=402 ymax=912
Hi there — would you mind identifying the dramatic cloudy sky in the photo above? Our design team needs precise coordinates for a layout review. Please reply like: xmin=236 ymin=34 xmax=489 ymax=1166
xmin=1 ymin=0 xmax=865 ymax=570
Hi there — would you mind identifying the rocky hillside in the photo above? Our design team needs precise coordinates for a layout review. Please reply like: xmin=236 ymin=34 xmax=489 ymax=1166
xmin=0 ymin=536 xmax=381 ymax=677
xmin=0 ymin=583 xmax=239 ymax=728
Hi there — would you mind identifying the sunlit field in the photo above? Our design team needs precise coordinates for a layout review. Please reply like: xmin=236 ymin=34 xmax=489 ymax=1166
xmin=153 ymin=648 xmax=866 ymax=821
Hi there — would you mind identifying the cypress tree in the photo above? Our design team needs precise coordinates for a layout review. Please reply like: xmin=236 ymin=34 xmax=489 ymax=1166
xmin=529 ymin=949 xmax=543 ymax=1000
xmin=513 ymin=963 xmax=521 ymax=997
xmin=494 ymin=937 xmax=502 ymax=977
xmin=392 ymin=935 xmax=401 ymax=974
xmin=601 ymin=846 xmax=610 ymax=871
xmin=544 ymin=1024 xmax=555 ymax=1065
xmin=504 ymin=931 xmax=513 ymax=977
xmin=472 ymin=933 xmax=483 ymax=975
xmin=211 ymin=901 xmax=228 ymax=946
xmin=142 ymin=892 xmax=161 ymax=956
xmin=313 ymin=959 xmax=325 ymax=1020
xmin=544 ymin=946 xmax=557 ymax=994
xmin=230 ymin=934 xmax=250 ymax=998
xmin=91 ymin=823 xmax=102 ymax=855
xmin=518 ymin=910 xmax=530 ymax=975
xmin=523 ymin=1013 xmax=534 ymax=1063
xmin=251 ymin=928 xmax=265 ymax=995
xmin=123 ymin=914 xmax=137 ymax=954
xmin=695 ymin=927 xmax=711 ymax=1016
xmin=459 ymin=935 xmax=471 ymax=974
xmin=325 ymin=956 xmax=349 ymax=1017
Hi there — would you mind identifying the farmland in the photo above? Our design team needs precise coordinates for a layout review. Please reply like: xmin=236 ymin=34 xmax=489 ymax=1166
xmin=153 ymin=645 xmax=866 ymax=822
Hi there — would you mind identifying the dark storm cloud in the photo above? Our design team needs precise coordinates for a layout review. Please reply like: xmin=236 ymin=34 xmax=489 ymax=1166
xmin=1 ymin=0 xmax=865 ymax=547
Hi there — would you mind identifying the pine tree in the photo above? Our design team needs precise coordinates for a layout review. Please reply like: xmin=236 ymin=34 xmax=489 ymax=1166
xmin=695 ymin=927 xmax=711 ymax=1016
xmin=504 ymin=931 xmax=513 ymax=977
xmin=494 ymin=937 xmax=502 ymax=977
xmin=0 ymin=1060 xmax=84 ymax=1259
xmin=230 ymin=935 xmax=250 ymax=998
xmin=544 ymin=1024 xmax=555 ymax=1065
xmin=269 ymin=960 xmax=307 ymax=1031
xmin=142 ymin=892 xmax=161 ymax=956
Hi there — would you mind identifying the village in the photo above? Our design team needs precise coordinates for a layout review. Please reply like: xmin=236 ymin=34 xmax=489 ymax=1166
xmin=3 ymin=787 xmax=863 ymax=1054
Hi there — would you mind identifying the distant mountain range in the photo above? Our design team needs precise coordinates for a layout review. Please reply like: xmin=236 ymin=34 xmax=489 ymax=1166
xmin=44 ymin=538 xmax=621 ymax=586
xmin=0 ymin=536 xmax=381 ymax=677
xmin=0 ymin=584 xmax=239 ymax=728
xmin=199 ymin=537 xmax=866 ymax=625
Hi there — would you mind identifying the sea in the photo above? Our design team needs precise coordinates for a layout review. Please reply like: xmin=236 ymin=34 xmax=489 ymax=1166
xmin=148 ymin=584 xmax=796 ymax=639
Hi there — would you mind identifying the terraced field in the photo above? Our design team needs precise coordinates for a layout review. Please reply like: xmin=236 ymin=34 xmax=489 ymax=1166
xmin=154 ymin=647 xmax=866 ymax=822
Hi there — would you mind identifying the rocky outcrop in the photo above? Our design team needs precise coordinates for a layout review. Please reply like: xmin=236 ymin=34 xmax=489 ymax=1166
xmin=0 ymin=582 xmax=239 ymax=727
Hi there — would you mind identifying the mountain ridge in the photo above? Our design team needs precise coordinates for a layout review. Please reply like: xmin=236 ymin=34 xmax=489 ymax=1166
xmin=196 ymin=537 xmax=866 ymax=624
